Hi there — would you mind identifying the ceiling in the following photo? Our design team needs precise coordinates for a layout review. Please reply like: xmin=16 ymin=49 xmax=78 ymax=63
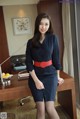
xmin=0 ymin=0 xmax=40 ymax=6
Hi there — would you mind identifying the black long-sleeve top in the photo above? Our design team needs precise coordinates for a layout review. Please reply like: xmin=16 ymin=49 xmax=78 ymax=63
xmin=25 ymin=34 xmax=61 ymax=76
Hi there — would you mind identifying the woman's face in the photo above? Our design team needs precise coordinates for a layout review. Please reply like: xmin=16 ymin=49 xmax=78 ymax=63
xmin=39 ymin=18 xmax=50 ymax=35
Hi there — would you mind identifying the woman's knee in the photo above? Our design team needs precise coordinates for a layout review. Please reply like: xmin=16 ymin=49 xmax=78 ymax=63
xmin=36 ymin=101 xmax=45 ymax=115
xmin=45 ymin=101 xmax=55 ymax=113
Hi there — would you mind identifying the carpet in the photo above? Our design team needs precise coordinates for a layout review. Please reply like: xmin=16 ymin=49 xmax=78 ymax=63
xmin=0 ymin=96 xmax=71 ymax=119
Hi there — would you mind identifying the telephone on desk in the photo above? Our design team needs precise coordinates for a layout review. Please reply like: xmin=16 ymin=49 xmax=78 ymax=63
xmin=11 ymin=55 xmax=26 ymax=71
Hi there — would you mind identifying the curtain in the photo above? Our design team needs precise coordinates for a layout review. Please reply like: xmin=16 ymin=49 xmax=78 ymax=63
xmin=62 ymin=3 xmax=74 ymax=77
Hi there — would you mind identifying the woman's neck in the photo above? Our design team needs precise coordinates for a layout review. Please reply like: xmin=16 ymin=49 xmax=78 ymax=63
xmin=40 ymin=35 xmax=45 ymax=43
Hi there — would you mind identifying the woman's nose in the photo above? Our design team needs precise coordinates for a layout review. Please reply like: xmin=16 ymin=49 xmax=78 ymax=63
xmin=42 ymin=25 xmax=45 ymax=29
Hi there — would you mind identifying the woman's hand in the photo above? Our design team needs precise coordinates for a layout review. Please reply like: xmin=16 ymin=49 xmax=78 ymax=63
xmin=35 ymin=80 xmax=45 ymax=90
xmin=58 ymin=77 xmax=64 ymax=85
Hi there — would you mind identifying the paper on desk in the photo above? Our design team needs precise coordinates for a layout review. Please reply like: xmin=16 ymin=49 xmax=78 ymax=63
xmin=18 ymin=73 xmax=29 ymax=78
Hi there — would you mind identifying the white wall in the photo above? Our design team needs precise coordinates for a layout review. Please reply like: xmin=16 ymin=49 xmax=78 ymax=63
xmin=3 ymin=4 xmax=37 ymax=56
xmin=0 ymin=0 xmax=39 ymax=5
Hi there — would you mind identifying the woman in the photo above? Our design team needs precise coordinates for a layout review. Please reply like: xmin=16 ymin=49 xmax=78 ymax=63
xmin=25 ymin=13 xmax=64 ymax=119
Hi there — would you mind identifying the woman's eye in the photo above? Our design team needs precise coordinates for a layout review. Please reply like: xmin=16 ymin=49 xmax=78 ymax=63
xmin=40 ymin=23 xmax=48 ymax=26
xmin=45 ymin=23 xmax=48 ymax=26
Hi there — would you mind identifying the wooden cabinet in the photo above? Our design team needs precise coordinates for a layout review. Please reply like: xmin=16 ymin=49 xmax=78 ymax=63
xmin=0 ymin=6 xmax=11 ymax=73
xmin=37 ymin=1 xmax=64 ymax=65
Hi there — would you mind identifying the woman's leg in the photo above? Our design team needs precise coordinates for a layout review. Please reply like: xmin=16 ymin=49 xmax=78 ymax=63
xmin=45 ymin=101 xmax=60 ymax=119
xmin=36 ymin=101 xmax=45 ymax=119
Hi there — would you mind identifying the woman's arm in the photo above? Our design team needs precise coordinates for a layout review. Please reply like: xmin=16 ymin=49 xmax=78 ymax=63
xmin=29 ymin=70 xmax=45 ymax=89
xmin=26 ymin=40 xmax=44 ymax=90
xmin=52 ymin=35 xmax=64 ymax=85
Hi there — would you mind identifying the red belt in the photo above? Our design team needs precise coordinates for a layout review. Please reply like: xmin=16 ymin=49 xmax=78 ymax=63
xmin=34 ymin=60 xmax=52 ymax=68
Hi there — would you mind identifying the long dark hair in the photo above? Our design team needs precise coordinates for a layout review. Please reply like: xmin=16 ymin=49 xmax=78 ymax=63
xmin=32 ymin=13 xmax=54 ymax=47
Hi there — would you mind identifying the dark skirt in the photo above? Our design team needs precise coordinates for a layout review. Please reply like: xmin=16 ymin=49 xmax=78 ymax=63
xmin=28 ymin=74 xmax=58 ymax=102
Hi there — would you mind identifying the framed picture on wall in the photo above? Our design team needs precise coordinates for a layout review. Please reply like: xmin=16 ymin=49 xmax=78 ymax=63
xmin=12 ymin=17 xmax=31 ymax=35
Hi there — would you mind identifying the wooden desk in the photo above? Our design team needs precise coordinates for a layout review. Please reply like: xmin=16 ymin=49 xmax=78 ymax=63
xmin=0 ymin=75 xmax=31 ymax=101
xmin=0 ymin=71 xmax=77 ymax=119
xmin=57 ymin=71 xmax=77 ymax=119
